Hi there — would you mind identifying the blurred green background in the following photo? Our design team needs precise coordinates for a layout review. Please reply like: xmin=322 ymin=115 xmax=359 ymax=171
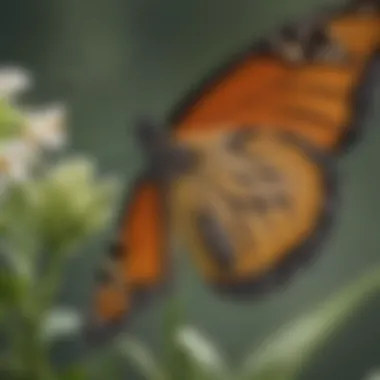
xmin=1 ymin=0 xmax=380 ymax=379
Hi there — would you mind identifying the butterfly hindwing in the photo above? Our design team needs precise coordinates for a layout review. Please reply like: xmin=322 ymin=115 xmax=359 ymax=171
xmin=86 ymin=176 xmax=170 ymax=342
xmin=170 ymin=129 xmax=337 ymax=295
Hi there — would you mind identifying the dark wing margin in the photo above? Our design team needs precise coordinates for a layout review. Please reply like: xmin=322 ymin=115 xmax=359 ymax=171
xmin=339 ymin=48 xmax=380 ymax=153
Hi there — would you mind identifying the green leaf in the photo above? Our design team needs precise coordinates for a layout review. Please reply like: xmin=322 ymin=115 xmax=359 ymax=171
xmin=0 ymin=248 xmax=33 ymax=283
xmin=174 ymin=325 xmax=231 ymax=380
xmin=239 ymin=268 xmax=380 ymax=380
xmin=0 ymin=100 xmax=24 ymax=140
xmin=364 ymin=370 xmax=380 ymax=380
xmin=0 ymin=352 xmax=24 ymax=380
xmin=85 ymin=346 xmax=123 ymax=380
xmin=40 ymin=308 xmax=83 ymax=343
xmin=0 ymin=269 xmax=26 ymax=306
xmin=59 ymin=365 xmax=88 ymax=380
xmin=162 ymin=297 xmax=191 ymax=380
xmin=118 ymin=337 xmax=166 ymax=380
xmin=0 ymin=183 xmax=40 ymax=254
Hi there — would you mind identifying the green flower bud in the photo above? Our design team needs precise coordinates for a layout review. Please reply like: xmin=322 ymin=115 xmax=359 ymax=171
xmin=34 ymin=157 xmax=120 ymax=253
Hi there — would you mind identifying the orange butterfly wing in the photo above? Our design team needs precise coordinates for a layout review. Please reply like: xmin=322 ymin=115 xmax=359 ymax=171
xmin=169 ymin=129 xmax=337 ymax=295
xmin=171 ymin=7 xmax=380 ymax=152
xmin=87 ymin=1 xmax=380 ymax=339
xmin=86 ymin=177 xmax=169 ymax=341
xmin=167 ymin=4 xmax=380 ymax=293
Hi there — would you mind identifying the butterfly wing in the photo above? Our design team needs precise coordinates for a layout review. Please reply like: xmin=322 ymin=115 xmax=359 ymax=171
xmin=170 ymin=129 xmax=336 ymax=295
xmin=86 ymin=0 xmax=380 ymax=335
xmin=86 ymin=176 xmax=170 ymax=342
xmin=170 ymin=2 xmax=380 ymax=153
xmin=168 ymin=1 xmax=380 ymax=295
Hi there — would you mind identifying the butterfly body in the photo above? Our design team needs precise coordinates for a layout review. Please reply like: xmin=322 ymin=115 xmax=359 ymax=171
xmin=86 ymin=0 xmax=380 ymax=341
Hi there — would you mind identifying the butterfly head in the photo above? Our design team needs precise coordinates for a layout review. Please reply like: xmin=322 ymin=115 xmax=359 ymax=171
xmin=135 ymin=117 xmax=200 ymax=180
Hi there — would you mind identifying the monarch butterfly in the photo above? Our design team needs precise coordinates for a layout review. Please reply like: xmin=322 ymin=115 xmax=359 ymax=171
xmin=86 ymin=0 xmax=380 ymax=342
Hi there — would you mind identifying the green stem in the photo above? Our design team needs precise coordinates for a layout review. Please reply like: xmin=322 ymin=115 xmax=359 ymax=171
xmin=20 ymin=246 xmax=71 ymax=379
xmin=5 ymin=303 xmax=56 ymax=379
xmin=21 ymin=316 xmax=48 ymax=378
xmin=38 ymin=245 xmax=70 ymax=314
xmin=5 ymin=245 xmax=69 ymax=379
xmin=162 ymin=297 xmax=191 ymax=380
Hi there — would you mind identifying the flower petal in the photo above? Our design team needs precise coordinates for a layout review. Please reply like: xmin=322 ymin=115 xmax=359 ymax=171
xmin=0 ymin=66 xmax=32 ymax=99
xmin=24 ymin=103 xmax=67 ymax=150
xmin=0 ymin=139 xmax=37 ymax=182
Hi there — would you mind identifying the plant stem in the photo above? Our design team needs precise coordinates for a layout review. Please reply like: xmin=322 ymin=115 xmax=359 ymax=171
xmin=21 ymin=315 xmax=55 ymax=380
xmin=37 ymin=244 xmax=71 ymax=314
xmin=6 ymin=245 xmax=69 ymax=379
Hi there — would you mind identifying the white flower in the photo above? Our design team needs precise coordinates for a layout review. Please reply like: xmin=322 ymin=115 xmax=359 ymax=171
xmin=0 ymin=139 xmax=37 ymax=194
xmin=0 ymin=66 xmax=32 ymax=99
xmin=23 ymin=103 xmax=67 ymax=151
